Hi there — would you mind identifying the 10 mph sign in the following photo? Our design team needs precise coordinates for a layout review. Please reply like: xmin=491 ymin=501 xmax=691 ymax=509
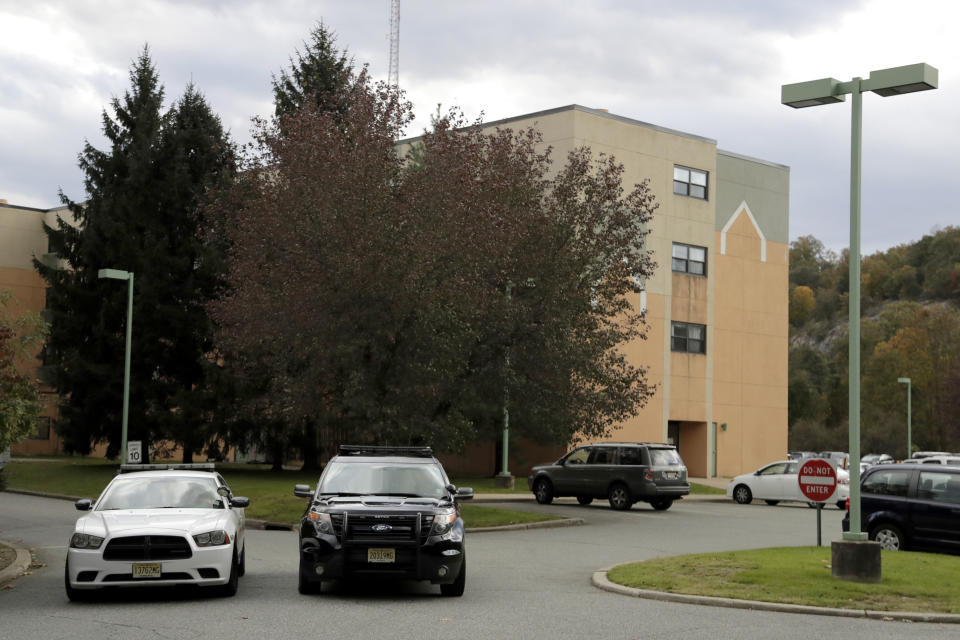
xmin=798 ymin=458 xmax=837 ymax=502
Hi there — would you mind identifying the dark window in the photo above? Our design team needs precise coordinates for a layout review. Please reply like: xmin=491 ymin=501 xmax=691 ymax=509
xmin=862 ymin=469 xmax=911 ymax=497
xmin=671 ymin=322 xmax=706 ymax=354
xmin=673 ymin=166 xmax=708 ymax=200
xmin=919 ymin=472 xmax=960 ymax=504
xmin=588 ymin=448 xmax=615 ymax=465
xmin=672 ymin=243 xmax=707 ymax=276
xmin=618 ymin=447 xmax=642 ymax=466
xmin=30 ymin=416 xmax=51 ymax=440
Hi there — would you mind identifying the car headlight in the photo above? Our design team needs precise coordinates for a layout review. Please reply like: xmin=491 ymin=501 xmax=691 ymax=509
xmin=308 ymin=510 xmax=334 ymax=534
xmin=193 ymin=530 xmax=230 ymax=547
xmin=70 ymin=533 xmax=104 ymax=549
xmin=432 ymin=510 xmax=457 ymax=535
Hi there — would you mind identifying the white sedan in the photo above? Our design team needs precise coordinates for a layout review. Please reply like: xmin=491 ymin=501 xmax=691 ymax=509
xmin=65 ymin=465 xmax=249 ymax=600
xmin=727 ymin=460 xmax=849 ymax=509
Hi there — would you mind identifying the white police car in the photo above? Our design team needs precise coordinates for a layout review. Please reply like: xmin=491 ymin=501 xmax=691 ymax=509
xmin=65 ymin=464 xmax=249 ymax=600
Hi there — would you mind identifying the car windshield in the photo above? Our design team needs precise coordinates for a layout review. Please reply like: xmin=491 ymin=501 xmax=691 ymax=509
xmin=319 ymin=462 xmax=447 ymax=498
xmin=648 ymin=449 xmax=682 ymax=466
xmin=99 ymin=476 xmax=223 ymax=510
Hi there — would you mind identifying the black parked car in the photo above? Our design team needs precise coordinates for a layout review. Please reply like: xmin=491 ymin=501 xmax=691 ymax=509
xmin=842 ymin=463 xmax=960 ymax=554
xmin=528 ymin=442 xmax=689 ymax=511
xmin=294 ymin=445 xmax=473 ymax=596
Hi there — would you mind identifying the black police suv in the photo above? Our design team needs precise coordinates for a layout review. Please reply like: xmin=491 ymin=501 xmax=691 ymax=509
xmin=294 ymin=445 xmax=474 ymax=596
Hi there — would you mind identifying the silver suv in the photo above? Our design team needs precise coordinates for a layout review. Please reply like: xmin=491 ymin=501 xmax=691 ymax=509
xmin=527 ymin=443 xmax=690 ymax=511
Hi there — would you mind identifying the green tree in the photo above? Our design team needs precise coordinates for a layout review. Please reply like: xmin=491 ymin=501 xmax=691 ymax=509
xmin=34 ymin=48 xmax=235 ymax=461
xmin=272 ymin=20 xmax=355 ymax=120
xmin=789 ymin=285 xmax=815 ymax=327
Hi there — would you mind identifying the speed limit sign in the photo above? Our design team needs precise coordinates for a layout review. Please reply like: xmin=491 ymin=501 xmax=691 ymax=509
xmin=127 ymin=441 xmax=142 ymax=464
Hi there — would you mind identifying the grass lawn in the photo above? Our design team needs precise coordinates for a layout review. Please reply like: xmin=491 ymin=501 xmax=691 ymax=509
xmin=3 ymin=457 xmax=559 ymax=528
xmin=607 ymin=546 xmax=960 ymax=614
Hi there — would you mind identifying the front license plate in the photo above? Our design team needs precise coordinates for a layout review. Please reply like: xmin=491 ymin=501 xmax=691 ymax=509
xmin=132 ymin=563 xmax=162 ymax=578
xmin=367 ymin=548 xmax=395 ymax=563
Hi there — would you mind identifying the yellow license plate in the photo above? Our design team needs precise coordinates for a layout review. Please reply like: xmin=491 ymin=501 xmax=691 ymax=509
xmin=367 ymin=548 xmax=395 ymax=563
xmin=132 ymin=563 xmax=162 ymax=578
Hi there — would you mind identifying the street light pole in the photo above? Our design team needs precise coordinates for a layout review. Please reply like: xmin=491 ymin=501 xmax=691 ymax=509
xmin=98 ymin=268 xmax=134 ymax=463
xmin=898 ymin=377 xmax=912 ymax=458
xmin=782 ymin=63 xmax=937 ymax=544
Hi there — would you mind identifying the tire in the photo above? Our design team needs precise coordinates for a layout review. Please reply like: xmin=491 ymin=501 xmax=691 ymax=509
xmin=732 ymin=484 xmax=752 ymax=505
xmin=64 ymin=560 xmax=92 ymax=602
xmin=764 ymin=500 xmax=780 ymax=506
xmin=608 ymin=483 xmax=633 ymax=511
xmin=576 ymin=496 xmax=593 ymax=506
xmin=533 ymin=478 xmax=554 ymax=505
xmin=238 ymin=544 xmax=246 ymax=577
xmin=837 ymin=501 xmax=845 ymax=510
xmin=440 ymin=559 xmax=466 ymax=597
xmin=651 ymin=498 xmax=673 ymax=511
xmin=298 ymin=556 xmax=321 ymax=595
xmin=870 ymin=523 xmax=906 ymax=551
xmin=217 ymin=546 xmax=239 ymax=597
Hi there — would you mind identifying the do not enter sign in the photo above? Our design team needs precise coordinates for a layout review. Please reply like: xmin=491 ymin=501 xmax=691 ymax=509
xmin=798 ymin=458 xmax=837 ymax=502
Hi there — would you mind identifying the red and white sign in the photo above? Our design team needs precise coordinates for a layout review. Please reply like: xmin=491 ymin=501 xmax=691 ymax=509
xmin=798 ymin=458 xmax=837 ymax=502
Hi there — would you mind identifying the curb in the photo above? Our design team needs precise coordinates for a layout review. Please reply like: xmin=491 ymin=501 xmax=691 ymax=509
xmin=0 ymin=540 xmax=32 ymax=586
xmin=591 ymin=569 xmax=960 ymax=624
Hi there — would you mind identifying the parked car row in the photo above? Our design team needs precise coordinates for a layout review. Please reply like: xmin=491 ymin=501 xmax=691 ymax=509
xmin=65 ymin=446 xmax=474 ymax=601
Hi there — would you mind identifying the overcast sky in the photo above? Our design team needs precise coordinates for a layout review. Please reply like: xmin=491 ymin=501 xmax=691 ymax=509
xmin=2 ymin=0 xmax=956 ymax=255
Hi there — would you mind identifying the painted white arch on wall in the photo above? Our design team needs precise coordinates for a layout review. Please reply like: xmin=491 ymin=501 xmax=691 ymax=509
xmin=720 ymin=200 xmax=766 ymax=263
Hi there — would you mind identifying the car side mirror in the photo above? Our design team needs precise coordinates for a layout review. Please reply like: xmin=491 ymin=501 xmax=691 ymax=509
xmin=230 ymin=496 xmax=250 ymax=508
xmin=455 ymin=487 xmax=474 ymax=501
xmin=217 ymin=486 xmax=231 ymax=498
xmin=294 ymin=484 xmax=313 ymax=498
xmin=74 ymin=498 xmax=92 ymax=511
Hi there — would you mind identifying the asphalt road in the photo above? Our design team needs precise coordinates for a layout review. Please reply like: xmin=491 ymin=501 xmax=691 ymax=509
xmin=1 ymin=491 xmax=956 ymax=640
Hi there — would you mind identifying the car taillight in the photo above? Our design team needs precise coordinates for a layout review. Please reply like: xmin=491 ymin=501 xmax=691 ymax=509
xmin=644 ymin=469 xmax=654 ymax=481
xmin=845 ymin=497 xmax=850 ymax=512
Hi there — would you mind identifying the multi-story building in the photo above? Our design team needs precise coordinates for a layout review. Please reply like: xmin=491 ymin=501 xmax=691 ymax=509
xmin=426 ymin=105 xmax=790 ymax=478
xmin=0 ymin=199 xmax=69 ymax=455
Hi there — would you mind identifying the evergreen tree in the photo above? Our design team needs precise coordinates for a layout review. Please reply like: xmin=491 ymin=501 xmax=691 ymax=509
xmin=35 ymin=47 xmax=235 ymax=460
xmin=272 ymin=20 xmax=355 ymax=120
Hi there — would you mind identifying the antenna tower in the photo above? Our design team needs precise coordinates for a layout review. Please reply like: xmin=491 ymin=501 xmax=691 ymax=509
xmin=388 ymin=0 xmax=400 ymax=88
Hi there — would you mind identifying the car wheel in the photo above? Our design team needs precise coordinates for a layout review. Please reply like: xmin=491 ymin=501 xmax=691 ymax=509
xmin=608 ymin=483 xmax=633 ymax=510
xmin=837 ymin=501 xmax=845 ymax=510
xmin=764 ymin=500 xmax=780 ymax=506
xmin=576 ymin=496 xmax=593 ymax=506
xmin=64 ymin=560 xmax=92 ymax=602
xmin=651 ymin=498 xmax=673 ymax=511
xmin=217 ymin=546 xmax=239 ymax=597
xmin=238 ymin=544 xmax=246 ymax=577
xmin=732 ymin=484 xmax=752 ymax=505
xmin=870 ymin=523 xmax=905 ymax=551
xmin=298 ymin=556 xmax=321 ymax=595
xmin=440 ymin=559 xmax=466 ymax=597
xmin=533 ymin=478 xmax=554 ymax=505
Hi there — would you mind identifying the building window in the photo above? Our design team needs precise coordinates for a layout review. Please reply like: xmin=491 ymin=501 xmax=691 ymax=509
xmin=672 ymin=243 xmax=707 ymax=275
xmin=671 ymin=322 xmax=706 ymax=354
xmin=30 ymin=416 xmax=52 ymax=440
xmin=673 ymin=166 xmax=708 ymax=200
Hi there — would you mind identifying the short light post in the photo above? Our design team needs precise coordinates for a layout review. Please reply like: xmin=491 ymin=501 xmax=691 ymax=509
xmin=898 ymin=377 xmax=912 ymax=459
xmin=97 ymin=269 xmax=134 ymax=463
xmin=495 ymin=278 xmax=535 ymax=489
xmin=782 ymin=63 xmax=937 ymax=581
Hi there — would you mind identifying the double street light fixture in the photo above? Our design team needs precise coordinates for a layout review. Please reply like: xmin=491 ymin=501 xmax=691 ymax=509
xmin=781 ymin=63 xmax=937 ymax=562
xmin=97 ymin=269 xmax=134 ymax=464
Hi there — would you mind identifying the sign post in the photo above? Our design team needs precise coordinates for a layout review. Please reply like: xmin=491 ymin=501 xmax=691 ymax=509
xmin=798 ymin=458 xmax=838 ymax=546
